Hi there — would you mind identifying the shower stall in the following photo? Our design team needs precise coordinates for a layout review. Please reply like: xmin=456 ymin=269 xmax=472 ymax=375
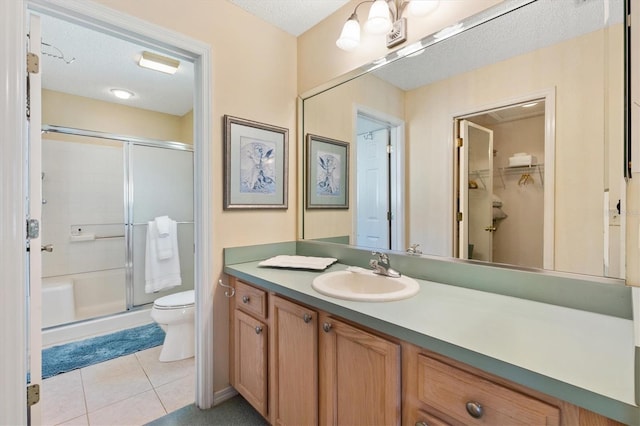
xmin=40 ymin=125 xmax=194 ymax=341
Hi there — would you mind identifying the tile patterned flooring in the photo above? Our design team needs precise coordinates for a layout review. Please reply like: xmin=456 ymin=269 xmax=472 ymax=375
xmin=41 ymin=346 xmax=194 ymax=426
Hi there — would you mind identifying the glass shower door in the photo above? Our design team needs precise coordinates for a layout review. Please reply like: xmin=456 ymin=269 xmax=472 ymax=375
xmin=130 ymin=144 xmax=194 ymax=307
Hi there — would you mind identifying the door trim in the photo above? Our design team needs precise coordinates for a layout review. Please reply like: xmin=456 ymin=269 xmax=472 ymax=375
xmin=0 ymin=0 xmax=28 ymax=422
xmin=3 ymin=0 xmax=214 ymax=417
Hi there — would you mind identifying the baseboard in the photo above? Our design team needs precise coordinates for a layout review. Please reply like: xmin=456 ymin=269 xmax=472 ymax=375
xmin=213 ymin=386 xmax=238 ymax=406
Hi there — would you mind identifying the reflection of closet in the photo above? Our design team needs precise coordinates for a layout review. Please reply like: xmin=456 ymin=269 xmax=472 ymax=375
xmin=469 ymin=113 xmax=545 ymax=269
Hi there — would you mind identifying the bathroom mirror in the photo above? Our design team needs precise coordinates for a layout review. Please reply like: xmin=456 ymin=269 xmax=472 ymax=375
xmin=302 ymin=0 xmax=626 ymax=280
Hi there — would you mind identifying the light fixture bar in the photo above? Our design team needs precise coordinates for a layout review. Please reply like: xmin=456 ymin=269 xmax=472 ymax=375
xmin=138 ymin=51 xmax=180 ymax=74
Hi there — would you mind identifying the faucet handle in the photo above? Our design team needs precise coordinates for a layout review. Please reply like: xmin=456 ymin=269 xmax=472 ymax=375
xmin=371 ymin=251 xmax=388 ymax=262
xmin=407 ymin=244 xmax=422 ymax=254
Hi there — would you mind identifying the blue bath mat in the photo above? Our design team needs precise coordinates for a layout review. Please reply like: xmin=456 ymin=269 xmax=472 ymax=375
xmin=42 ymin=323 xmax=165 ymax=379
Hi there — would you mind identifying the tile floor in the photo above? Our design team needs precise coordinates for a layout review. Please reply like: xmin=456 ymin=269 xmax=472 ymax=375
xmin=41 ymin=346 xmax=194 ymax=426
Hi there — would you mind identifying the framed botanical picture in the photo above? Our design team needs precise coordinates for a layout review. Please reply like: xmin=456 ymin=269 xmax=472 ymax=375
xmin=306 ymin=134 xmax=349 ymax=209
xmin=223 ymin=115 xmax=288 ymax=209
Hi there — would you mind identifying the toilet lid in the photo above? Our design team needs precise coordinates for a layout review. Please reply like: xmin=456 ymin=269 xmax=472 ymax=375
xmin=154 ymin=290 xmax=195 ymax=308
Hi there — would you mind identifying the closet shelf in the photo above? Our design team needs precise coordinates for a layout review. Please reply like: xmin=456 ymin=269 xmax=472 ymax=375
xmin=499 ymin=163 xmax=544 ymax=188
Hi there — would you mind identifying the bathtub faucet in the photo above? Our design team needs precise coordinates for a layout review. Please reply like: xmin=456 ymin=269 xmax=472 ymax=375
xmin=369 ymin=251 xmax=401 ymax=278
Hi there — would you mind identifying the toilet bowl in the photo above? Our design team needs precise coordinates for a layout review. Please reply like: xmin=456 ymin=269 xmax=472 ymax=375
xmin=150 ymin=290 xmax=195 ymax=362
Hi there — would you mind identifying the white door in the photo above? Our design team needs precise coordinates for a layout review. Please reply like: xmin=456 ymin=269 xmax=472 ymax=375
xmin=459 ymin=120 xmax=494 ymax=261
xmin=356 ymin=127 xmax=390 ymax=249
xmin=27 ymin=12 xmax=43 ymax=424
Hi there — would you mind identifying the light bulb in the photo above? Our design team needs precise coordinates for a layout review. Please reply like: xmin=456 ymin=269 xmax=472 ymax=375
xmin=365 ymin=0 xmax=392 ymax=35
xmin=336 ymin=14 xmax=361 ymax=51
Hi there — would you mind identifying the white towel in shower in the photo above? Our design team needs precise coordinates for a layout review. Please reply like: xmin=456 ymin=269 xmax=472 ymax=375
xmin=145 ymin=219 xmax=181 ymax=293
xmin=155 ymin=215 xmax=172 ymax=237
xmin=154 ymin=216 xmax=174 ymax=260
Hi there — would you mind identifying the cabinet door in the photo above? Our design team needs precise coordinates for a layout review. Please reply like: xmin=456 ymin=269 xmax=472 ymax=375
xmin=234 ymin=309 xmax=268 ymax=417
xmin=319 ymin=315 xmax=401 ymax=426
xmin=270 ymin=296 xmax=318 ymax=426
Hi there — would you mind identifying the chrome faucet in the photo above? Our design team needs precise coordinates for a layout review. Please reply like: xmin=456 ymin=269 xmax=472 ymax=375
xmin=369 ymin=251 xmax=401 ymax=278
xmin=406 ymin=243 xmax=422 ymax=255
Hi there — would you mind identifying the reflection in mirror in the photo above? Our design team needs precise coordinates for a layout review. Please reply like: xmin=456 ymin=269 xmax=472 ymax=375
xmin=302 ymin=0 xmax=625 ymax=279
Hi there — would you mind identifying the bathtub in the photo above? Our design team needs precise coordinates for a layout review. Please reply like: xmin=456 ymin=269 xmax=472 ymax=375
xmin=42 ymin=279 xmax=76 ymax=328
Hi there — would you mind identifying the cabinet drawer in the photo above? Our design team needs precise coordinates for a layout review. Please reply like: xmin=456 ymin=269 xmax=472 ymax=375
xmin=417 ymin=355 xmax=560 ymax=425
xmin=235 ymin=280 xmax=267 ymax=319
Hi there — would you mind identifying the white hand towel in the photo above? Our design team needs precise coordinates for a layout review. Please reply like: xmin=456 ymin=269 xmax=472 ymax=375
xmin=154 ymin=216 xmax=174 ymax=260
xmin=155 ymin=215 xmax=171 ymax=237
xmin=145 ymin=220 xmax=181 ymax=293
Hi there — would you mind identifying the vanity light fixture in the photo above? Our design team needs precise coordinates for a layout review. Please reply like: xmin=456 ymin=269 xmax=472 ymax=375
xmin=336 ymin=0 xmax=440 ymax=51
xmin=110 ymin=88 xmax=135 ymax=100
xmin=138 ymin=51 xmax=180 ymax=74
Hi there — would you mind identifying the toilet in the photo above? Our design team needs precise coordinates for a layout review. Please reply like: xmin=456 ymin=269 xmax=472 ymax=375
xmin=150 ymin=290 xmax=195 ymax=362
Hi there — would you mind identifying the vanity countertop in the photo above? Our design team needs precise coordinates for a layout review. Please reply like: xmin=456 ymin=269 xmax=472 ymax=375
xmin=224 ymin=259 xmax=638 ymax=423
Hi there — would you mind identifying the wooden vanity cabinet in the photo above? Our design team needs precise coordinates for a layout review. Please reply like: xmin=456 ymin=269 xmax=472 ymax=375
xmin=269 ymin=295 xmax=318 ymax=426
xmin=230 ymin=280 xmax=269 ymax=418
xmin=319 ymin=313 xmax=401 ymax=426
xmin=402 ymin=342 xmax=624 ymax=426
xmin=229 ymin=277 xmax=623 ymax=426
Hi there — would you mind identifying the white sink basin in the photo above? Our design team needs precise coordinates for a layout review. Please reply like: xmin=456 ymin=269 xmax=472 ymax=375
xmin=311 ymin=269 xmax=420 ymax=302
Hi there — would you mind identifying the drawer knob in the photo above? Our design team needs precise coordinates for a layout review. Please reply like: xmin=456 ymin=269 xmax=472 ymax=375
xmin=242 ymin=295 xmax=250 ymax=304
xmin=303 ymin=313 xmax=313 ymax=323
xmin=415 ymin=422 xmax=429 ymax=426
xmin=255 ymin=325 xmax=263 ymax=334
xmin=465 ymin=401 xmax=484 ymax=419
xmin=322 ymin=322 xmax=332 ymax=333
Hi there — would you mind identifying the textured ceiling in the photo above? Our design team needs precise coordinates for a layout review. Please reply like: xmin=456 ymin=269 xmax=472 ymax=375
xmin=38 ymin=0 xmax=348 ymax=117
xmin=227 ymin=0 xmax=350 ymax=36
xmin=372 ymin=0 xmax=624 ymax=91
xmin=40 ymin=13 xmax=194 ymax=117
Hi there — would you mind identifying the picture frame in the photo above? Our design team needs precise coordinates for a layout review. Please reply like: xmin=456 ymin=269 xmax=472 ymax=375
xmin=223 ymin=115 xmax=288 ymax=209
xmin=306 ymin=134 xmax=349 ymax=209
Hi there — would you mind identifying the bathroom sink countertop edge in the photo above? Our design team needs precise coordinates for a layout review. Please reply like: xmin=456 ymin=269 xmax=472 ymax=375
xmin=223 ymin=260 xmax=637 ymax=423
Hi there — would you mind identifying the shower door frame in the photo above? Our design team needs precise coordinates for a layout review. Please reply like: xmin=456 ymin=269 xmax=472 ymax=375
xmin=42 ymin=124 xmax=195 ymax=311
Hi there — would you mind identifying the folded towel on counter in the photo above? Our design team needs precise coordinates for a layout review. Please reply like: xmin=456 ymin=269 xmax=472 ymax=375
xmin=259 ymin=255 xmax=338 ymax=270
xmin=145 ymin=219 xmax=181 ymax=293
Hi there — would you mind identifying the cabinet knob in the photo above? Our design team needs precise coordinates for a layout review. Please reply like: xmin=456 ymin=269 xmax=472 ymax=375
xmin=242 ymin=295 xmax=250 ymax=304
xmin=303 ymin=313 xmax=313 ymax=323
xmin=415 ymin=422 xmax=429 ymax=426
xmin=255 ymin=325 xmax=263 ymax=334
xmin=322 ymin=322 xmax=332 ymax=333
xmin=465 ymin=401 xmax=484 ymax=418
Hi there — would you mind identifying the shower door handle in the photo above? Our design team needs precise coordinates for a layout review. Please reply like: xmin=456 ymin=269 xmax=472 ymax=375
xmin=41 ymin=244 xmax=53 ymax=252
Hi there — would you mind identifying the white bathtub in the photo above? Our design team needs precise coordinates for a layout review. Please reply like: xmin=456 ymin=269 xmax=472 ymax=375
xmin=42 ymin=279 xmax=76 ymax=328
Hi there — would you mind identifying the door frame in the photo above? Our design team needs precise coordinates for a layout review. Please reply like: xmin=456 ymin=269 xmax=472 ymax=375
xmin=353 ymin=105 xmax=405 ymax=251
xmin=0 ymin=0 xmax=214 ymax=421
xmin=452 ymin=89 xmax=556 ymax=270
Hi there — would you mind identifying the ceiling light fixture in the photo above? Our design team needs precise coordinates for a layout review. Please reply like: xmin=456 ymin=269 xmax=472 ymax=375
xmin=336 ymin=0 xmax=440 ymax=51
xmin=138 ymin=51 xmax=180 ymax=74
xmin=110 ymin=88 xmax=135 ymax=100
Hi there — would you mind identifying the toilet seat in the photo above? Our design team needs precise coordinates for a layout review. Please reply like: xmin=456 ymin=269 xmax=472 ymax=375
xmin=153 ymin=289 xmax=194 ymax=310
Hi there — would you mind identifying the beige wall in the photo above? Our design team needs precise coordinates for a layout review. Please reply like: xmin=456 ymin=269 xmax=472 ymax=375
xmin=94 ymin=0 xmax=298 ymax=392
xmin=42 ymin=89 xmax=190 ymax=143
xmin=297 ymin=0 xmax=502 ymax=94
xmin=303 ymin=73 xmax=405 ymax=241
